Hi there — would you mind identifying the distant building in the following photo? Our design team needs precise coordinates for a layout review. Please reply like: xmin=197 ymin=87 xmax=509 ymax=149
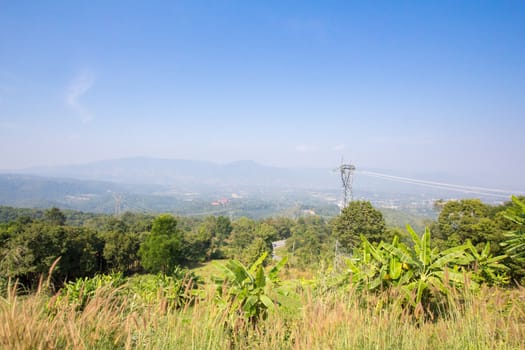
xmin=211 ymin=198 xmax=229 ymax=206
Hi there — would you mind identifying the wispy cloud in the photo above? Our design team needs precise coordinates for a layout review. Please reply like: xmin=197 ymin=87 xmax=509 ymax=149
xmin=65 ymin=71 xmax=95 ymax=123
xmin=332 ymin=144 xmax=345 ymax=151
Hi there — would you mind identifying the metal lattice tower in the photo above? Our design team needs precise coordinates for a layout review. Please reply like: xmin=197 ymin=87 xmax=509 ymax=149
xmin=337 ymin=162 xmax=356 ymax=210
xmin=333 ymin=160 xmax=356 ymax=271
xmin=111 ymin=193 xmax=122 ymax=217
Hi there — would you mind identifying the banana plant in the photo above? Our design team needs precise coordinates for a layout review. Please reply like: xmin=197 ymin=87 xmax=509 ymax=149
xmin=56 ymin=272 xmax=125 ymax=311
xmin=501 ymin=196 xmax=525 ymax=262
xmin=344 ymin=239 xmax=385 ymax=291
xmin=129 ymin=268 xmax=202 ymax=310
xmin=466 ymin=241 xmax=509 ymax=285
xmin=345 ymin=225 xmax=475 ymax=314
xmin=214 ymin=252 xmax=289 ymax=325
xmin=382 ymin=225 xmax=474 ymax=307
xmin=344 ymin=236 xmax=405 ymax=291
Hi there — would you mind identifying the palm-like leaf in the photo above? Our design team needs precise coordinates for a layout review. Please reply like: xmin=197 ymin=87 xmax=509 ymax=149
xmin=502 ymin=196 xmax=525 ymax=262
xmin=345 ymin=225 xmax=475 ymax=315
xmin=214 ymin=252 xmax=291 ymax=325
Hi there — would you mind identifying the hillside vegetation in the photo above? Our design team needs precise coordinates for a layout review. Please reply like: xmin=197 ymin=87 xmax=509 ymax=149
xmin=1 ymin=197 xmax=524 ymax=349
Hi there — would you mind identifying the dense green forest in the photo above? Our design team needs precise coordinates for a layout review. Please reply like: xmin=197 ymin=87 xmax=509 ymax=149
xmin=1 ymin=196 xmax=523 ymax=289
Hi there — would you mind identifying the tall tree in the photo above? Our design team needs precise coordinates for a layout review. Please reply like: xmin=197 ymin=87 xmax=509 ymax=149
xmin=332 ymin=201 xmax=386 ymax=250
xmin=139 ymin=214 xmax=183 ymax=273
xmin=102 ymin=230 xmax=141 ymax=273
xmin=229 ymin=218 xmax=279 ymax=265
xmin=287 ymin=216 xmax=332 ymax=268
xmin=0 ymin=222 xmax=103 ymax=287
xmin=215 ymin=216 xmax=233 ymax=243
xmin=434 ymin=199 xmax=503 ymax=254
xmin=229 ymin=217 xmax=257 ymax=259
xmin=44 ymin=207 xmax=66 ymax=226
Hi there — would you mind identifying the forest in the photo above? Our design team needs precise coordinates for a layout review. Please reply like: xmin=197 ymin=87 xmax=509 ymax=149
xmin=0 ymin=197 xmax=524 ymax=349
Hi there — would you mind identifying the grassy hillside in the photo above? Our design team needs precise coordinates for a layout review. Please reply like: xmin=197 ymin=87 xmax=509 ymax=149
xmin=1 ymin=274 xmax=523 ymax=349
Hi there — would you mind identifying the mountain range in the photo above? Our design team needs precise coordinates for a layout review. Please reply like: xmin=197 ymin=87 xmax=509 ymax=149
xmin=0 ymin=157 xmax=518 ymax=216
xmin=21 ymin=157 xmax=335 ymax=190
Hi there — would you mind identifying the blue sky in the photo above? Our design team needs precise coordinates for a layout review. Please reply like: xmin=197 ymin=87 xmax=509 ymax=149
xmin=0 ymin=1 xmax=524 ymax=188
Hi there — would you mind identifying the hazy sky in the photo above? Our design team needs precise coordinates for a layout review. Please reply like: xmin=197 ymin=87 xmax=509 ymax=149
xmin=1 ymin=1 xmax=524 ymax=188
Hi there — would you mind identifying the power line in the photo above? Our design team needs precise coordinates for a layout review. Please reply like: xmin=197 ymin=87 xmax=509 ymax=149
xmin=110 ymin=192 xmax=122 ymax=216
xmin=359 ymin=170 xmax=523 ymax=199
xmin=120 ymin=197 xmax=152 ymax=214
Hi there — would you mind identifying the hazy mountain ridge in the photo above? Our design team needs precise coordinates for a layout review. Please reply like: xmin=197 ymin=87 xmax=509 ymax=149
xmin=17 ymin=157 xmax=499 ymax=193
xmin=1 ymin=157 xmax=518 ymax=218
xmin=21 ymin=157 xmax=335 ymax=189
xmin=0 ymin=173 xmax=342 ymax=217
xmin=0 ymin=174 xmax=168 ymax=212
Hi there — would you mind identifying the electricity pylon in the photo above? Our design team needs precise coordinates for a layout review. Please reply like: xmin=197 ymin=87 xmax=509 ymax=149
xmin=335 ymin=161 xmax=356 ymax=210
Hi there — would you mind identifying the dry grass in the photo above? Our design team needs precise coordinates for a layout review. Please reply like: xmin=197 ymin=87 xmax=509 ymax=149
xmin=0 ymin=282 xmax=131 ymax=350
xmin=1 ymin=280 xmax=524 ymax=350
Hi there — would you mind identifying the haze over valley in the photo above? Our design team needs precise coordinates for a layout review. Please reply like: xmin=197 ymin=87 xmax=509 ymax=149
xmin=1 ymin=157 xmax=521 ymax=224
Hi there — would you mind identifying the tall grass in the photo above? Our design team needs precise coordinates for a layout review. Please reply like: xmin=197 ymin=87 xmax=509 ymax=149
xmin=1 ymin=279 xmax=524 ymax=349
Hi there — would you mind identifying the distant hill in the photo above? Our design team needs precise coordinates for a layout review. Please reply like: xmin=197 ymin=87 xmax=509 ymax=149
xmin=0 ymin=170 xmax=477 ymax=224
xmin=1 ymin=157 xmax=514 ymax=218
xmin=15 ymin=157 xmax=503 ymax=197
xmin=0 ymin=173 xmax=342 ymax=217
xmin=21 ymin=157 xmax=335 ymax=189
xmin=0 ymin=174 xmax=165 ymax=213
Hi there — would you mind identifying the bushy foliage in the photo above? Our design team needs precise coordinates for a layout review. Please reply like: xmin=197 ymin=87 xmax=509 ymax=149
xmin=343 ymin=226 xmax=508 ymax=317
xmin=501 ymin=196 xmax=525 ymax=283
xmin=139 ymin=214 xmax=183 ymax=273
xmin=333 ymin=201 xmax=386 ymax=250
xmin=2 ymin=203 xmax=525 ymax=349
xmin=43 ymin=207 xmax=66 ymax=226
xmin=214 ymin=253 xmax=294 ymax=326
xmin=1 ymin=197 xmax=524 ymax=295
xmin=287 ymin=216 xmax=332 ymax=268
xmin=466 ymin=241 xmax=509 ymax=285
xmin=129 ymin=267 xmax=202 ymax=310
xmin=102 ymin=229 xmax=142 ymax=273
xmin=434 ymin=199 xmax=504 ymax=255
xmin=0 ymin=222 xmax=103 ymax=288
xmin=228 ymin=217 xmax=276 ymax=265
xmin=56 ymin=272 xmax=125 ymax=310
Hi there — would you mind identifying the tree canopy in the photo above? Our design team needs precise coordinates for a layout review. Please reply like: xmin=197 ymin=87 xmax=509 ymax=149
xmin=332 ymin=201 xmax=386 ymax=250
xmin=138 ymin=214 xmax=183 ymax=273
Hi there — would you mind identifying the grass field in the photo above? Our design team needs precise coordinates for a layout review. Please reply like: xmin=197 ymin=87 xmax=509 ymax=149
xmin=189 ymin=259 xmax=228 ymax=283
xmin=1 ymin=272 xmax=524 ymax=350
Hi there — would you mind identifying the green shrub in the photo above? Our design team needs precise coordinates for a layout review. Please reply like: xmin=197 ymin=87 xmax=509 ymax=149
xmin=213 ymin=253 xmax=296 ymax=327
xmin=344 ymin=225 xmax=476 ymax=317
xmin=129 ymin=267 xmax=202 ymax=310
xmin=56 ymin=272 xmax=125 ymax=310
